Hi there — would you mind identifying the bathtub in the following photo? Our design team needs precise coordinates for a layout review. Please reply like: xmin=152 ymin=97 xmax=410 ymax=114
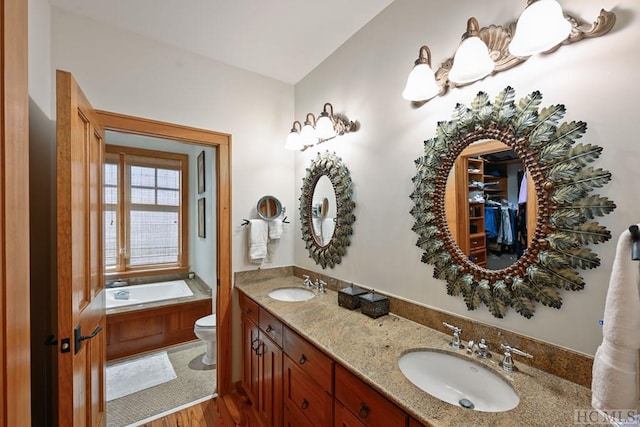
xmin=106 ymin=280 xmax=194 ymax=309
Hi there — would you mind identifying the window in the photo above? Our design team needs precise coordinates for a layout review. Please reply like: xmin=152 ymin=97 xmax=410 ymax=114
xmin=105 ymin=146 xmax=189 ymax=275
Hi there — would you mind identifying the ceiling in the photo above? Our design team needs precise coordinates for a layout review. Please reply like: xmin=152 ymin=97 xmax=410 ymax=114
xmin=49 ymin=0 xmax=394 ymax=84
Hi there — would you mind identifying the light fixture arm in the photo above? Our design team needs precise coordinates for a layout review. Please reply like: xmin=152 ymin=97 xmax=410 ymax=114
xmin=303 ymin=113 xmax=316 ymax=127
xmin=410 ymin=8 xmax=615 ymax=106
xmin=463 ymin=17 xmax=481 ymax=39
xmin=290 ymin=120 xmax=302 ymax=133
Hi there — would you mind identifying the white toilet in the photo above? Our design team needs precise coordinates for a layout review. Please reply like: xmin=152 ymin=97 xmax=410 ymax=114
xmin=194 ymin=313 xmax=216 ymax=366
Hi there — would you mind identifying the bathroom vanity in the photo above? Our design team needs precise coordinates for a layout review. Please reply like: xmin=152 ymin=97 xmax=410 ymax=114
xmin=236 ymin=276 xmax=594 ymax=427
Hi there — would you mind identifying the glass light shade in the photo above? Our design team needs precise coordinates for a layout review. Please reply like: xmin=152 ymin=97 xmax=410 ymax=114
xmin=448 ymin=36 xmax=495 ymax=84
xmin=402 ymin=63 xmax=439 ymax=102
xmin=509 ymin=0 xmax=571 ymax=56
xmin=300 ymin=123 xmax=318 ymax=146
xmin=285 ymin=130 xmax=303 ymax=150
xmin=315 ymin=115 xmax=336 ymax=140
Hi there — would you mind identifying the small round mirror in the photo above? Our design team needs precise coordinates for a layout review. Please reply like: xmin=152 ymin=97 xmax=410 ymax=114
xmin=256 ymin=195 xmax=282 ymax=221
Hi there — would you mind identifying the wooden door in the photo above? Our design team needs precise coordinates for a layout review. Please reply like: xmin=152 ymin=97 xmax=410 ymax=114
xmin=1 ymin=0 xmax=31 ymax=424
xmin=56 ymin=70 xmax=106 ymax=426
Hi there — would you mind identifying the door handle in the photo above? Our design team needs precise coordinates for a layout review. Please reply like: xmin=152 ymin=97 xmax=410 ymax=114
xmin=74 ymin=324 xmax=103 ymax=355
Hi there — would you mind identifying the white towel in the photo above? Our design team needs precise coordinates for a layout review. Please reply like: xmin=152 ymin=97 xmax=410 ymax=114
xmin=268 ymin=218 xmax=283 ymax=240
xmin=248 ymin=219 xmax=268 ymax=261
xmin=592 ymin=226 xmax=640 ymax=414
xmin=321 ymin=217 xmax=335 ymax=245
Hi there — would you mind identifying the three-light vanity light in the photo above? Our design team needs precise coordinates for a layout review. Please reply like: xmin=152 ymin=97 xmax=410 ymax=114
xmin=285 ymin=102 xmax=357 ymax=151
xmin=402 ymin=0 xmax=616 ymax=103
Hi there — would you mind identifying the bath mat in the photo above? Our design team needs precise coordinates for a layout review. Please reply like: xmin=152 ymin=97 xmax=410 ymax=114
xmin=106 ymin=351 xmax=177 ymax=401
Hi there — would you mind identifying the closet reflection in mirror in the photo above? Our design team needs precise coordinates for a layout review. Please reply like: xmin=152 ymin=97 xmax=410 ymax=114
xmin=311 ymin=175 xmax=337 ymax=246
xmin=445 ymin=140 xmax=537 ymax=270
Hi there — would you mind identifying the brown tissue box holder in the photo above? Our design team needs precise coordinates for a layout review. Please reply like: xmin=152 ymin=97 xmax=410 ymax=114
xmin=338 ymin=284 xmax=368 ymax=310
xmin=359 ymin=292 xmax=389 ymax=318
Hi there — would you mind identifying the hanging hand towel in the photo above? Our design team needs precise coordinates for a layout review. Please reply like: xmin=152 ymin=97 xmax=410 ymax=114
xmin=248 ymin=219 xmax=268 ymax=262
xmin=321 ymin=217 xmax=335 ymax=246
xmin=268 ymin=218 xmax=284 ymax=240
xmin=592 ymin=226 xmax=640 ymax=414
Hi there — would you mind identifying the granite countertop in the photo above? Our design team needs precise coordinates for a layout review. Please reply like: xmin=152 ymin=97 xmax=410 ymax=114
xmin=236 ymin=276 xmax=595 ymax=427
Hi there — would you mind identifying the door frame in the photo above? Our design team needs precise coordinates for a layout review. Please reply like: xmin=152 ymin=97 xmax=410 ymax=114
xmin=1 ymin=0 xmax=32 ymax=424
xmin=95 ymin=110 xmax=233 ymax=395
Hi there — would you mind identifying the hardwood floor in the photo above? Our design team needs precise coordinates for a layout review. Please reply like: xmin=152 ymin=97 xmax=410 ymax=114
xmin=140 ymin=391 xmax=264 ymax=427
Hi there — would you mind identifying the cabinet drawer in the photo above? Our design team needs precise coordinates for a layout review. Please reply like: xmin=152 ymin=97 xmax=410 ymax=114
xmin=283 ymin=326 xmax=333 ymax=393
xmin=259 ymin=307 xmax=284 ymax=347
xmin=335 ymin=364 xmax=407 ymax=427
xmin=238 ymin=291 xmax=259 ymax=325
xmin=284 ymin=356 xmax=333 ymax=427
xmin=469 ymin=249 xmax=486 ymax=265
xmin=469 ymin=234 xmax=485 ymax=249
xmin=335 ymin=401 xmax=366 ymax=427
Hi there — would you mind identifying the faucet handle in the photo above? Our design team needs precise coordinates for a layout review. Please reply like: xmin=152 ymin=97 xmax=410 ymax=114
xmin=499 ymin=344 xmax=533 ymax=372
xmin=476 ymin=338 xmax=490 ymax=358
xmin=318 ymin=280 xmax=327 ymax=293
xmin=442 ymin=322 xmax=463 ymax=349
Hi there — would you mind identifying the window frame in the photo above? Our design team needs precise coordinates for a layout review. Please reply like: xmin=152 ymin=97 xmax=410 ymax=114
xmin=104 ymin=144 xmax=189 ymax=279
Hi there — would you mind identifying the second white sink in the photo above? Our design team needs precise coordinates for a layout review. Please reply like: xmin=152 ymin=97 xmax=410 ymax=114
xmin=398 ymin=349 xmax=519 ymax=412
xmin=268 ymin=287 xmax=315 ymax=302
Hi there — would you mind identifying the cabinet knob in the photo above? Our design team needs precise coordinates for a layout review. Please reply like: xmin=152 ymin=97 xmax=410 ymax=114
xmin=301 ymin=399 xmax=309 ymax=410
xmin=266 ymin=325 xmax=273 ymax=333
xmin=299 ymin=354 xmax=307 ymax=365
xmin=358 ymin=403 xmax=370 ymax=419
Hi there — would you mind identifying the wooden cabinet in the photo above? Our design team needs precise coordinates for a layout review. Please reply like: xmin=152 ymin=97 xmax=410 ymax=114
xmin=334 ymin=364 xmax=407 ymax=427
xmin=466 ymin=157 xmax=487 ymax=268
xmin=334 ymin=401 xmax=366 ymax=427
xmin=239 ymin=290 xmax=423 ymax=427
xmin=239 ymin=292 xmax=283 ymax=426
xmin=283 ymin=326 xmax=334 ymax=427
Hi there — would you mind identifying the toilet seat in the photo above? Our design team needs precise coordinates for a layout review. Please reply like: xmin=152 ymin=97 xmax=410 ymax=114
xmin=195 ymin=314 xmax=216 ymax=328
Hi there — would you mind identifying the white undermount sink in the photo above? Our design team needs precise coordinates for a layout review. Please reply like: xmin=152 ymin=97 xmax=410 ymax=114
xmin=398 ymin=349 xmax=519 ymax=412
xmin=268 ymin=287 xmax=315 ymax=302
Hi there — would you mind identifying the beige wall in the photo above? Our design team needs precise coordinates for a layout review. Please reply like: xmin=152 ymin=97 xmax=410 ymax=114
xmin=293 ymin=0 xmax=639 ymax=355
xmin=50 ymin=6 xmax=297 ymax=272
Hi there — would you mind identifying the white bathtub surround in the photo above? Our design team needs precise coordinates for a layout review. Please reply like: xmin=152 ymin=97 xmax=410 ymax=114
xmin=106 ymin=351 xmax=176 ymax=401
xmin=592 ymin=227 xmax=640 ymax=414
xmin=105 ymin=280 xmax=194 ymax=309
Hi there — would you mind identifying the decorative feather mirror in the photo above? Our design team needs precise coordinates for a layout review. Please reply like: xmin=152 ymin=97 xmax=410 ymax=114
xmin=410 ymin=86 xmax=615 ymax=318
xmin=300 ymin=151 xmax=356 ymax=269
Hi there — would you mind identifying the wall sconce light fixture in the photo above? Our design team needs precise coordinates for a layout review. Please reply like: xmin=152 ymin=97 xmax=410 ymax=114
xmin=285 ymin=103 xmax=357 ymax=151
xmin=402 ymin=0 xmax=616 ymax=103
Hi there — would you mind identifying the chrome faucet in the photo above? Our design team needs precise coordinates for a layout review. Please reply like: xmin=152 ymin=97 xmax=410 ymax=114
xmin=476 ymin=338 xmax=490 ymax=359
xmin=302 ymin=275 xmax=313 ymax=288
xmin=442 ymin=322 xmax=463 ymax=350
xmin=313 ymin=279 xmax=327 ymax=293
xmin=499 ymin=344 xmax=533 ymax=372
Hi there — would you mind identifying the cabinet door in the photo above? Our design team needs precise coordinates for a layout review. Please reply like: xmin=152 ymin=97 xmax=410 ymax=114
xmin=283 ymin=355 xmax=333 ymax=427
xmin=334 ymin=401 xmax=366 ymax=427
xmin=257 ymin=332 xmax=283 ymax=427
xmin=241 ymin=313 xmax=260 ymax=405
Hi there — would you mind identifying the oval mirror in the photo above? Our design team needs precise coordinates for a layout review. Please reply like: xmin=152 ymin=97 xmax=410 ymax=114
xmin=411 ymin=87 xmax=615 ymax=319
xmin=300 ymin=151 xmax=356 ymax=269
xmin=444 ymin=141 xmax=536 ymax=271
xmin=256 ymin=195 xmax=282 ymax=220
xmin=311 ymin=175 xmax=337 ymax=246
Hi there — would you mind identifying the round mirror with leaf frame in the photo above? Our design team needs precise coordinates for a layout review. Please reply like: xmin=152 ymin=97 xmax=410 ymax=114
xmin=300 ymin=151 xmax=355 ymax=268
xmin=410 ymin=87 xmax=615 ymax=319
